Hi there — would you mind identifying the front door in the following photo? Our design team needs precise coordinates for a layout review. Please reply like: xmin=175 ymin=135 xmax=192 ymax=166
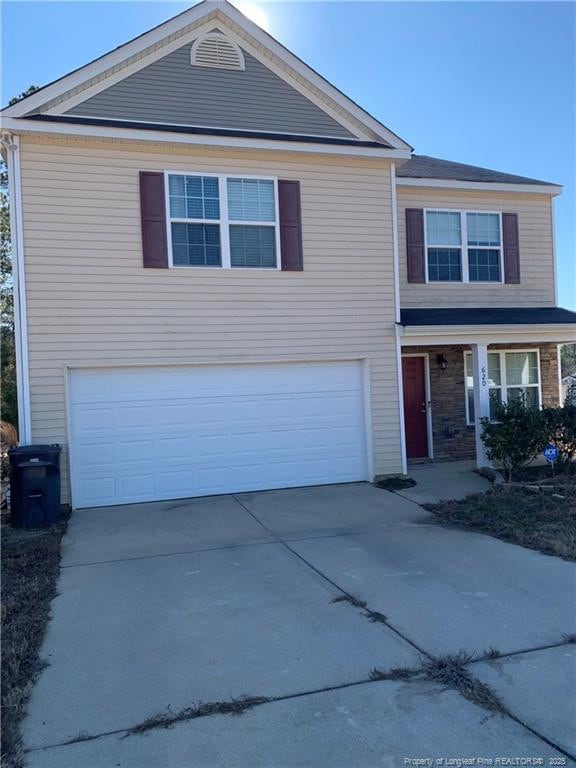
xmin=402 ymin=356 xmax=428 ymax=459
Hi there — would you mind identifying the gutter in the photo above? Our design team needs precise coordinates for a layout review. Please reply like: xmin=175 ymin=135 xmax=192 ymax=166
xmin=2 ymin=133 xmax=31 ymax=443
xmin=0 ymin=117 xmax=411 ymax=160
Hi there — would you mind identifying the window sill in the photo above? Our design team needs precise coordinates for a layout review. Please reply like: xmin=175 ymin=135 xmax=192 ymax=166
xmin=425 ymin=280 xmax=504 ymax=285
xmin=170 ymin=265 xmax=280 ymax=271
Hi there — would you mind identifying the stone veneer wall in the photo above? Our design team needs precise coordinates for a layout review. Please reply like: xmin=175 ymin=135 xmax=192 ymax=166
xmin=403 ymin=343 xmax=560 ymax=463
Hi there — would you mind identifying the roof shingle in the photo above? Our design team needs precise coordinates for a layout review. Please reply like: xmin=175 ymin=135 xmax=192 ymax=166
xmin=400 ymin=307 xmax=576 ymax=326
xmin=397 ymin=155 xmax=558 ymax=186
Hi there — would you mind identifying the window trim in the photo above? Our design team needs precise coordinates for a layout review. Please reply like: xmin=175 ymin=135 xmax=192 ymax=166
xmin=464 ymin=348 xmax=542 ymax=426
xmin=424 ymin=209 xmax=504 ymax=284
xmin=164 ymin=171 xmax=281 ymax=270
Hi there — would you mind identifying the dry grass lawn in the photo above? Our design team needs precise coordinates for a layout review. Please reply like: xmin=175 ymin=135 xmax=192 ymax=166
xmin=1 ymin=512 xmax=69 ymax=768
xmin=425 ymin=479 xmax=576 ymax=562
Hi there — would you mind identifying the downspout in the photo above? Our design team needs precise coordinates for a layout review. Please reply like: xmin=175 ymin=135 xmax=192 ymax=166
xmin=2 ymin=133 xmax=31 ymax=443
xmin=390 ymin=162 xmax=407 ymax=474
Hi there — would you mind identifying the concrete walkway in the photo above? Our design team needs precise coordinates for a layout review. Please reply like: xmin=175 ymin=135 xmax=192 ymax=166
xmin=400 ymin=459 xmax=492 ymax=504
xmin=23 ymin=483 xmax=576 ymax=767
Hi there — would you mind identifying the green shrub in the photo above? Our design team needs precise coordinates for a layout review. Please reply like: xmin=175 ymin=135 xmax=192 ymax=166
xmin=481 ymin=397 xmax=548 ymax=482
xmin=542 ymin=404 xmax=576 ymax=471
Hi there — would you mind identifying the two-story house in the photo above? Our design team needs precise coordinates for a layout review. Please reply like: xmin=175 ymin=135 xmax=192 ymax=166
xmin=2 ymin=0 xmax=574 ymax=509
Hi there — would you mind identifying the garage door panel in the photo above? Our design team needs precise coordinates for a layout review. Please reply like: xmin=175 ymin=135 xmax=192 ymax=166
xmin=120 ymin=474 xmax=155 ymax=499
xmin=79 ymin=476 xmax=117 ymax=506
xmin=69 ymin=362 xmax=368 ymax=508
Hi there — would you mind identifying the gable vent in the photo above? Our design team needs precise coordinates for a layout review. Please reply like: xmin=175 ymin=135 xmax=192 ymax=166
xmin=190 ymin=34 xmax=245 ymax=71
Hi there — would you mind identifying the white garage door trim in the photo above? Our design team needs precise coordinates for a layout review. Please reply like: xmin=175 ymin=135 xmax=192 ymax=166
xmin=67 ymin=360 xmax=372 ymax=509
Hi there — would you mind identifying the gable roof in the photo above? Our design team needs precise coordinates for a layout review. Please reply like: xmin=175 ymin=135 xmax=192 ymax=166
xmin=62 ymin=40 xmax=357 ymax=139
xmin=1 ymin=0 xmax=412 ymax=151
xmin=397 ymin=154 xmax=558 ymax=186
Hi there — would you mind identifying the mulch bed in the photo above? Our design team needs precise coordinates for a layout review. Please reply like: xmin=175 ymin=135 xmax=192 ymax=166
xmin=424 ymin=479 xmax=576 ymax=562
xmin=375 ymin=476 xmax=417 ymax=491
xmin=1 ymin=509 xmax=70 ymax=768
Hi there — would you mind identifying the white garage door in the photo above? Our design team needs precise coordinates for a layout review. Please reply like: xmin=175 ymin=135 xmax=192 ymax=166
xmin=68 ymin=362 xmax=369 ymax=508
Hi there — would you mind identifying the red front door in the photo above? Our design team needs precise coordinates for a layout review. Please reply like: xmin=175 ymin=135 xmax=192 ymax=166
xmin=402 ymin=357 xmax=428 ymax=459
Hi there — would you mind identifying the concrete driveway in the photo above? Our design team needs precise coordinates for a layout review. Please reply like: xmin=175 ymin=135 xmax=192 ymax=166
xmin=23 ymin=483 xmax=576 ymax=767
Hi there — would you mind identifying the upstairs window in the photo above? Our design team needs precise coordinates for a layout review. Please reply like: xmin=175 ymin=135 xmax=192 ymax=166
xmin=169 ymin=175 xmax=221 ymax=267
xmin=227 ymin=179 xmax=277 ymax=268
xmin=426 ymin=211 xmax=462 ymax=281
xmin=467 ymin=213 xmax=501 ymax=281
xmin=167 ymin=173 xmax=279 ymax=269
xmin=425 ymin=210 xmax=502 ymax=283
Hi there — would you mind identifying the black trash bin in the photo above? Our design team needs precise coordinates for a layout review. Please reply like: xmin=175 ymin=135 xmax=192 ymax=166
xmin=8 ymin=445 xmax=62 ymax=528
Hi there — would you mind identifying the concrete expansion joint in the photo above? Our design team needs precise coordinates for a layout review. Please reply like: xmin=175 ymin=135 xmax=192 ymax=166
xmin=28 ymin=639 xmax=576 ymax=762
xmin=30 ymin=495 xmax=576 ymax=761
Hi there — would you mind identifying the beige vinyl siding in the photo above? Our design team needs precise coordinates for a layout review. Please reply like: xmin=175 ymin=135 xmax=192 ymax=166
xmin=19 ymin=136 xmax=401 ymax=503
xmin=397 ymin=186 xmax=555 ymax=308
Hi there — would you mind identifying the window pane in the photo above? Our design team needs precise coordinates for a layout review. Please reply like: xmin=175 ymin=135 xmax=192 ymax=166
xmin=487 ymin=353 xmax=501 ymax=386
xmin=507 ymin=387 xmax=538 ymax=409
xmin=427 ymin=248 xmax=461 ymax=281
xmin=168 ymin=175 xmax=186 ymax=217
xmin=467 ymin=390 xmax=475 ymax=423
xmin=171 ymin=223 xmax=221 ymax=267
xmin=426 ymin=211 xmax=461 ymax=245
xmin=169 ymin=175 xmax=220 ymax=220
xmin=468 ymin=249 xmax=501 ymax=282
xmin=230 ymin=225 xmax=276 ymax=268
xmin=466 ymin=353 xmax=501 ymax=422
xmin=466 ymin=387 xmax=501 ymax=423
xmin=227 ymin=179 xmax=275 ymax=222
xmin=505 ymin=352 xmax=538 ymax=385
xmin=465 ymin=353 xmax=474 ymax=388
xmin=489 ymin=389 xmax=502 ymax=420
xmin=467 ymin=213 xmax=500 ymax=247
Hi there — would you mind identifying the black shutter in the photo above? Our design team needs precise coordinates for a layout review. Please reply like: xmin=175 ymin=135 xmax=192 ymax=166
xmin=405 ymin=208 xmax=426 ymax=283
xmin=502 ymin=212 xmax=520 ymax=284
xmin=140 ymin=171 xmax=168 ymax=268
xmin=278 ymin=180 xmax=303 ymax=271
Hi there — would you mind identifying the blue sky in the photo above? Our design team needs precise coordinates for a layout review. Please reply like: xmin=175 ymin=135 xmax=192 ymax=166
xmin=2 ymin=1 xmax=574 ymax=308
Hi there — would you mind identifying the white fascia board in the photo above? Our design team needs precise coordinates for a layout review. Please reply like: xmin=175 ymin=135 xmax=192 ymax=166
xmin=0 ymin=117 xmax=411 ymax=160
xmin=399 ymin=323 xmax=576 ymax=346
xmin=396 ymin=177 xmax=562 ymax=196
xmin=1 ymin=3 xmax=219 ymax=117
xmin=41 ymin=18 xmax=224 ymax=116
xmin=1 ymin=1 xmax=411 ymax=150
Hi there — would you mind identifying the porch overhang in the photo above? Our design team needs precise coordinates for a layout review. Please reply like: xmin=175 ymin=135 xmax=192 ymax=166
xmin=397 ymin=306 xmax=575 ymax=472
xmin=398 ymin=307 xmax=576 ymax=346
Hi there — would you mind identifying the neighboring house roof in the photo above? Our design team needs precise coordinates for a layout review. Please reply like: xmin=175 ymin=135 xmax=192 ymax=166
xmin=397 ymin=155 xmax=558 ymax=187
xmin=0 ymin=0 xmax=411 ymax=151
xmin=400 ymin=307 xmax=576 ymax=327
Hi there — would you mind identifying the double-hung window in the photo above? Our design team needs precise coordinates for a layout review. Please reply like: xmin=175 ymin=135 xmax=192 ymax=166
xmin=167 ymin=173 xmax=279 ymax=269
xmin=464 ymin=350 xmax=541 ymax=424
xmin=425 ymin=210 xmax=502 ymax=283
